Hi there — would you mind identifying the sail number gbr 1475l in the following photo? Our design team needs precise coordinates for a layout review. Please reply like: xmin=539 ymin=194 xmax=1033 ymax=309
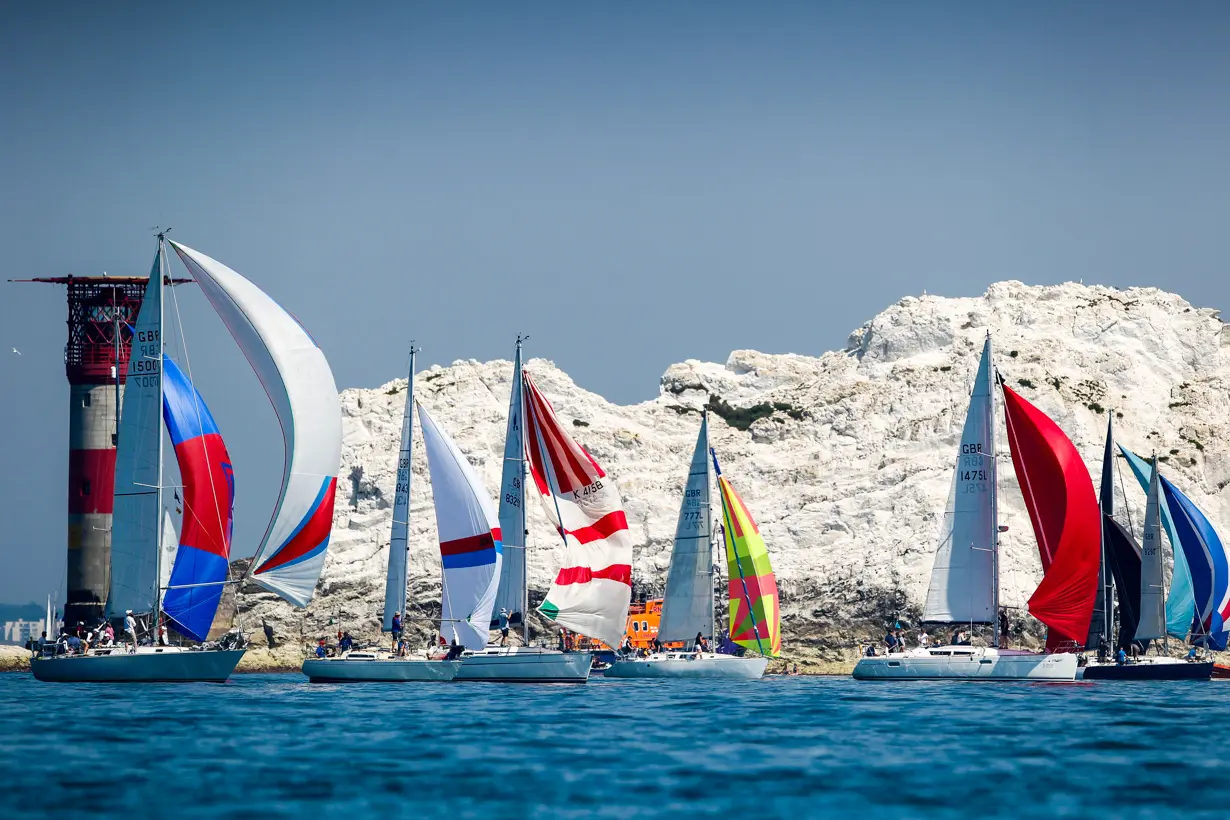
xmin=959 ymin=442 xmax=989 ymax=494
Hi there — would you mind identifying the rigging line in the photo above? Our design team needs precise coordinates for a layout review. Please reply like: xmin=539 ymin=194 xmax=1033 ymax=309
xmin=168 ymin=268 xmax=233 ymax=586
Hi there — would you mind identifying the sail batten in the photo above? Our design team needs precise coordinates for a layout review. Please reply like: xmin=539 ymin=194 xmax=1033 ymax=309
xmin=923 ymin=337 xmax=997 ymax=624
xmin=524 ymin=372 xmax=632 ymax=648
xmin=658 ymin=416 xmax=714 ymax=643
xmin=170 ymin=242 xmax=341 ymax=608
xmin=417 ymin=402 xmax=501 ymax=650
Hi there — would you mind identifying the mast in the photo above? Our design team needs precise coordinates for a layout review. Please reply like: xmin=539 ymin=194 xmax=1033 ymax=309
xmin=384 ymin=344 xmax=416 ymax=635
xmin=990 ymin=335 xmax=1001 ymax=649
xmin=152 ymin=234 xmax=167 ymax=638
xmin=516 ymin=337 xmax=529 ymax=645
xmin=704 ymin=411 xmax=716 ymax=646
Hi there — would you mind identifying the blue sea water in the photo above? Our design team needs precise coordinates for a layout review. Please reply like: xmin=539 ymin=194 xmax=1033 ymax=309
xmin=2 ymin=672 xmax=1226 ymax=819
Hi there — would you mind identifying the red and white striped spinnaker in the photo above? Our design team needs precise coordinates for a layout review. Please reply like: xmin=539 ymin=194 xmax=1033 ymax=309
xmin=523 ymin=372 xmax=632 ymax=648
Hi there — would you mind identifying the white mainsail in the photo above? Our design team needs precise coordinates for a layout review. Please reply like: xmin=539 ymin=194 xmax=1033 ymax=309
xmin=493 ymin=339 xmax=528 ymax=626
xmin=383 ymin=350 xmax=415 ymax=631
xmin=923 ymin=336 xmax=997 ymax=624
xmin=657 ymin=414 xmax=715 ymax=643
xmin=417 ymin=402 xmax=502 ymax=650
xmin=170 ymin=242 xmax=342 ymax=608
xmin=1135 ymin=457 xmax=1166 ymax=642
xmin=107 ymin=249 xmax=164 ymax=618
xmin=157 ymin=508 xmax=178 ymax=606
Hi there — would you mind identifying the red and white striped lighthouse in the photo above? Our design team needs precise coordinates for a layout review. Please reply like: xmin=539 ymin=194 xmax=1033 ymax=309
xmin=16 ymin=275 xmax=148 ymax=627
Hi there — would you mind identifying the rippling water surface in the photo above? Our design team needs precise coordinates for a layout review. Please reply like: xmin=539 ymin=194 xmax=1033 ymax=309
xmin=3 ymin=672 xmax=1226 ymax=819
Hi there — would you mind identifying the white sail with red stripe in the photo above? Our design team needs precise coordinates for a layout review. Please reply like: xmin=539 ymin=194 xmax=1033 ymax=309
xmin=523 ymin=372 xmax=632 ymax=648
xmin=417 ymin=401 xmax=503 ymax=651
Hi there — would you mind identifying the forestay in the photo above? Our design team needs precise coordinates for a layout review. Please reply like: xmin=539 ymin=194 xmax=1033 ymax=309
xmin=523 ymin=372 xmax=632 ymax=648
xmin=417 ymin=402 xmax=502 ymax=650
xmin=923 ymin=337 xmax=997 ymax=624
xmin=160 ymin=355 xmax=235 ymax=642
xmin=171 ymin=242 xmax=341 ymax=608
xmin=107 ymin=250 xmax=164 ymax=618
xmin=658 ymin=415 xmax=714 ymax=643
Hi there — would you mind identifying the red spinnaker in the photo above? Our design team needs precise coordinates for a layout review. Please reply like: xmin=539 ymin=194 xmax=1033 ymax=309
xmin=1002 ymin=386 xmax=1100 ymax=649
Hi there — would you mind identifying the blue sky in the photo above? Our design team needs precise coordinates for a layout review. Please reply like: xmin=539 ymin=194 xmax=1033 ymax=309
xmin=2 ymin=2 xmax=1229 ymax=603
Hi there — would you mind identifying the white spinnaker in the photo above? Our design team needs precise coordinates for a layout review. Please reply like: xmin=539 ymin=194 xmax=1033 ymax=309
xmin=107 ymin=252 xmax=163 ymax=618
xmin=157 ymin=508 xmax=179 ymax=606
xmin=494 ymin=341 xmax=528 ymax=624
xmin=417 ymin=402 xmax=502 ymax=650
xmin=923 ymin=336 xmax=997 ymax=624
xmin=170 ymin=242 xmax=341 ymax=608
xmin=1136 ymin=459 xmax=1167 ymax=642
xmin=383 ymin=353 xmax=414 ymax=632
xmin=658 ymin=415 xmax=714 ymax=642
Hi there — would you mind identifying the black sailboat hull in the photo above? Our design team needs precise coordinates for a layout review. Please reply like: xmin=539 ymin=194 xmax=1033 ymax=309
xmin=1082 ymin=660 xmax=1213 ymax=681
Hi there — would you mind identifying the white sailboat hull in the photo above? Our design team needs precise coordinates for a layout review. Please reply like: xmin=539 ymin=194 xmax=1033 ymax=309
xmin=852 ymin=646 xmax=1078 ymax=681
xmin=31 ymin=647 xmax=245 ymax=683
xmin=603 ymin=652 xmax=767 ymax=680
xmin=454 ymin=646 xmax=591 ymax=683
xmin=302 ymin=653 xmax=462 ymax=682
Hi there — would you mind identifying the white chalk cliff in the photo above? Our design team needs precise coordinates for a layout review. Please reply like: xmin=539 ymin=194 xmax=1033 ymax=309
xmin=234 ymin=281 xmax=1230 ymax=659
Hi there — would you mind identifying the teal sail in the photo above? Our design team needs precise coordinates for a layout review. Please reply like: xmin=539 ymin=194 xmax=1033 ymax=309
xmin=1120 ymin=446 xmax=1194 ymax=640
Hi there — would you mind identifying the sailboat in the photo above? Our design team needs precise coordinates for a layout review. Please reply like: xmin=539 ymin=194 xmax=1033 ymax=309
xmin=453 ymin=338 xmax=630 ymax=683
xmin=303 ymin=350 xmax=503 ymax=682
xmin=606 ymin=413 xmax=775 ymax=679
xmin=1078 ymin=419 xmax=1213 ymax=680
xmin=853 ymin=335 xmax=1094 ymax=681
xmin=33 ymin=236 xmax=342 ymax=682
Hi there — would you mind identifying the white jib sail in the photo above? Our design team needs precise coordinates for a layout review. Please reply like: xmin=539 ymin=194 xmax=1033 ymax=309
xmin=494 ymin=341 xmax=528 ymax=626
xmin=417 ymin=402 xmax=502 ymax=650
xmin=383 ymin=351 xmax=414 ymax=632
xmin=658 ymin=415 xmax=714 ymax=643
xmin=157 ymin=508 xmax=179 ymax=606
xmin=107 ymin=250 xmax=163 ymax=618
xmin=923 ymin=336 xmax=997 ymax=624
xmin=1136 ymin=458 xmax=1167 ymax=642
xmin=170 ymin=242 xmax=342 ymax=608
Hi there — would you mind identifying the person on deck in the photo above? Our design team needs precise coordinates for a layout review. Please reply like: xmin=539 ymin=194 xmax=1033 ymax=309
xmin=884 ymin=630 xmax=899 ymax=654
xmin=998 ymin=608 xmax=1010 ymax=647
xmin=1116 ymin=647 xmax=1127 ymax=665
xmin=651 ymin=636 xmax=663 ymax=654
xmin=918 ymin=631 xmax=931 ymax=649
xmin=339 ymin=632 xmax=354 ymax=652
xmin=1188 ymin=647 xmax=1199 ymax=661
xmin=498 ymin=608 xmax=510 ymax=647
xmin=621 ymin=636 xmax=634 ymax=656
xmin=124 ymin=610 xmax=138 ymax=652
xmin=316 ymin=638 xmax=327 ymax=658
xmin=158 ymin=618 xmax=169 ymax=647
xmin=391 ymin=612 xmax=402 ymax=653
